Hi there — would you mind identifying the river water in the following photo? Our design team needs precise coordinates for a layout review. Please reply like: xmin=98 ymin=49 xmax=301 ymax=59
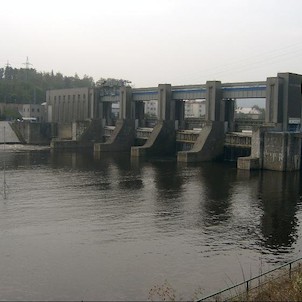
xmin=0 ymin=148 xmax=301 ymax=301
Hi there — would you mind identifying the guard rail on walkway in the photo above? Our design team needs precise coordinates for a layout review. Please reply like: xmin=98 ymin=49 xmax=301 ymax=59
xmin=196 ymin=257 xmax=302 ymax=301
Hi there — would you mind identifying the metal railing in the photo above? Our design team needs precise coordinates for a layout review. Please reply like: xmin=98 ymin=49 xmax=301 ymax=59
xmin=136 ymin=127 xmax=153 ymax=140
xmin=176 ymin=129 xmax=201 ymax=143
xmin=224 ymin=132 xmax=252 ymax=148
xmin=196 ymin=257 xmax=302 ymax=301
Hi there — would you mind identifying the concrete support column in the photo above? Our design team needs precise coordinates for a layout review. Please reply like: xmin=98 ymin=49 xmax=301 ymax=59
xmin=98 ymin=101 xmax=104 ymax=124
xmin=103 ymin=102 xmax=112 ymax=126
xmin=265 ymin=77 xmax=284 ymax=126
xmin=175 ymin=100 xmax=185 ymax=130
xmin=135 ymin=101 xmax=145 ymax=127
xmin=158 ymin=84 xmax=172 ymax=121
xmin=266 ymin=73 xmax=302 ymax=131
xmin=223 ymin=99 xmax=235 ymax=132
xmin=279 ymin=73 xmax=302 ymax=131
xmin=93 ymin=89 xmax=101 ymax=119
xmin=119 ymin=86 xmax=133 ymax=120
xmin=57 ymin=101 xmax=61 ymax=123
xmin=88 ymin=88 xmax=94 ymax=119
xmin=205 ymin=81 xmax=222 ymax=122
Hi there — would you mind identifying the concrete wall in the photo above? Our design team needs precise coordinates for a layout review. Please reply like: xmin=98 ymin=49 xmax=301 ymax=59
xmin=12 ymin=121 xmax=52 ymax=144
xmin=72 ymin=121 xmax=91 ymax=141
xmin=250 ymin=126 xmax=271 ymax=168
xmin=0 ymin=121 xmax=22 ymax=143
xmin=263 ymin=132 xmax=301 ymax=171
xmin=57 ymin=123 xmax=72 ymax=140
xmin=74 ymin=119 xmax=104 ymax=142
xmin=238 ymin=128 xmax=301 ymax=171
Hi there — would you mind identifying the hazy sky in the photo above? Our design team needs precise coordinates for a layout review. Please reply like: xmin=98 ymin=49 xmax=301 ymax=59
xmin=1 ymin=0 xmax=302 ymax=87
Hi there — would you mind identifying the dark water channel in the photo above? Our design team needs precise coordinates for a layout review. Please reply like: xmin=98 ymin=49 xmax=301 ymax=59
xmin=0 ymin=149 xmax=302 ymax=300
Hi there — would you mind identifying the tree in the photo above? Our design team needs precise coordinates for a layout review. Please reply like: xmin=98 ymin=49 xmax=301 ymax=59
xmin=252 ymin=105 xmax=265 ymax=119
xmin=0 ymin=65 xmax=132 ymax=104
xmin=95 ymin=77 xmax=131 ymax=88
xmin=96 ymin=78 xmax=131 ymax=96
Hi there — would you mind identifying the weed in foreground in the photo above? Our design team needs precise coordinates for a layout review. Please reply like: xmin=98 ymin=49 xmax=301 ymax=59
xmin=148 ymin=280 xmax=177 ymax=301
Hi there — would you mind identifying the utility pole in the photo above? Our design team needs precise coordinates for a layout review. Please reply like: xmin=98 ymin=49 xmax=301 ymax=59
xmin=22 ymin=56 xmax=33 ymax=81
xmin=4 ymin=61 xmax=11 ymax=104
xmin=23 ymin=56 xmax=33 ymax=70
xmin=22 ymin=57 xmax=34 ymax=104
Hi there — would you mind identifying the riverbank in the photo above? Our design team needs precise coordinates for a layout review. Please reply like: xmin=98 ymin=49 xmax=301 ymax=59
xmin=234 ymin=268 xmax=302 ymax=301
xmin=148 ymin=266 xmax=302 ymax=301
xmin=194 ymin=258 xmax=302 ymax=302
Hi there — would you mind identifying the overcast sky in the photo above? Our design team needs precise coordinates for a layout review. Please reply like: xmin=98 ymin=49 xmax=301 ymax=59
xmin=1 ymin=0 xmax=302 ymax=87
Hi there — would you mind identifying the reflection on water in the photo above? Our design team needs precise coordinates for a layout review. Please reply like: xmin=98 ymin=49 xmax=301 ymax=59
xmin=0 ymin=149 xmax=301 ymax=300
xmin=259 ymin=171 xmax=300 ymax=251
xmin=200 ymin=163 xmax=236 ymax=225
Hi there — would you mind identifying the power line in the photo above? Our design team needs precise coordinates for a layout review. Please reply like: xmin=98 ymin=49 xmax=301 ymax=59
xmin=182 ymin=41 xmax=302 ymax=83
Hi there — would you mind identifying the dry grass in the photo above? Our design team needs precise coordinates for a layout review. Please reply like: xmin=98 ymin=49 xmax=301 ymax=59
xmin=147 ymin=266 xmax=302 ymax=301
xmin=233 ymin=269 xmax=302 ymax=302
xmin=148 ymin=280 xmax=177 ymax=301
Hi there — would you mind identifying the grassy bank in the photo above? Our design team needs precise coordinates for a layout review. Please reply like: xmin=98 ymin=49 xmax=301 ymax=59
xmin=233 ymin=268 xmax=302 ymax=301
xmin=148 ymin=264 xmax=302 ymax=301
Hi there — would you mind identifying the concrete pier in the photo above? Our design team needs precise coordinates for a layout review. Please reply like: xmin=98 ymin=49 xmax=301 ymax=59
xmin=263 ymin=132 xmax=301 ymax=171
xmin=131 ymin=120 xmax=176 ymax=157
xmin=177 ymin=121 xmax=225 ymax=162
xmin=237 ymin=131 xmax=301 ymax=171
xmin=177 ymin=81 xmax=231 ymax=162
xmin=238 ymin=73 xmax=302 ymax=171
xmin=94 ymin=119 xmax=136 ymax=153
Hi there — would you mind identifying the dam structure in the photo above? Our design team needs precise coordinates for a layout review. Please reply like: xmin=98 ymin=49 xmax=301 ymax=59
xmin=47 ymin=72 xmax=302 ymax=171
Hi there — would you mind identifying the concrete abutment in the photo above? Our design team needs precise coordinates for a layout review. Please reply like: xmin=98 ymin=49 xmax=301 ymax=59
xmin=238 ymin=72 xmax=302 ymax=171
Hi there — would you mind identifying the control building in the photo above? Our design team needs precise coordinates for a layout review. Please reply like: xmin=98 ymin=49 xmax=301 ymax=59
xmin=46 ymin=87 xmax=97 ymax=123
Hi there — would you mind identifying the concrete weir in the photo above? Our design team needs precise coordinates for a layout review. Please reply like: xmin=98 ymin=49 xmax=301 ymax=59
xmin=47 ymin=72 xmax=302 ymax=171
xmin=177 ymin=121 xmax=225 ymax=162
xmin=51 ymin=119 xmax=104 ymax=149
xmin=94 ymin=119 xmax=136 ymax=153
xmin=131 ymin=120 xmax=176 ymax=157
xmin=0 ymin=121 xmax=21 ymax=143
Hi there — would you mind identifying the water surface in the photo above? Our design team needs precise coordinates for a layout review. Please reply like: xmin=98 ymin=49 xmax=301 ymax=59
xmin=0 ymin=149 xmax=301 ymax=300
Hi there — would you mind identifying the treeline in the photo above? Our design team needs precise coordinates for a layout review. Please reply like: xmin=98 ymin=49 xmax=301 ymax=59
xmin=0 ymin=66 xmax=95 ymax=104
